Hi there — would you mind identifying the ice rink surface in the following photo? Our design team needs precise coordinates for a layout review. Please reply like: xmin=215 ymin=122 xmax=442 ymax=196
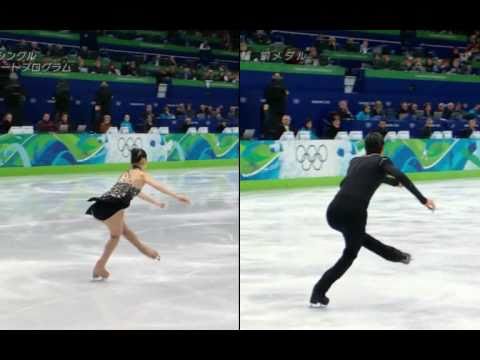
xmin=0 ymin=167 xmax=238 ymax=330
xmin=241 ymin=179 xmax=480 ymax=329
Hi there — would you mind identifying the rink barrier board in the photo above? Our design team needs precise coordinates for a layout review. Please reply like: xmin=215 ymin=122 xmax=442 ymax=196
xmin=240 ymin=169 xmax=480 ymax=191
xmin=0 ymin=133 xmax=239 ymax=168
xmin=0 ymin=159 xmax=237 ymax=177
xmin=240 ymin=139 xmax=480 ymax=180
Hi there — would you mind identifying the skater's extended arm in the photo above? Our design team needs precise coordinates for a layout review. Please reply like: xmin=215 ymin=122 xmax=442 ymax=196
xmin=380 ymin=157 xmax=427 ymax=204
xmin=382 ymin=175 xmax=400 ymax=186
xmin=143 ymin=173 xmax=191 ymax=204
xmin=137 ymin=191 xmax=165 ymax=208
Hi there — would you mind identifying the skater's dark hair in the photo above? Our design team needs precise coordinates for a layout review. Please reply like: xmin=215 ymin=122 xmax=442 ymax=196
xmin=365 ymin=132 xmax=384 ymax=154
xmin=131 ymin=148 xmax=147 ymax=165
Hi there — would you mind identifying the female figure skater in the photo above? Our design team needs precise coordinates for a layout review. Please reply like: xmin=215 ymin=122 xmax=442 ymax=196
xmin=86 ymin=148 xmax=191 ymax=280
xmin=310 ymin=132 xmax=436 ymax=307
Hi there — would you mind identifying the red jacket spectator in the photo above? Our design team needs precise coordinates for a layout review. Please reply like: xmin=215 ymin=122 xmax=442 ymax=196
xmin=37 ymin=113 xmax=56 ymax=132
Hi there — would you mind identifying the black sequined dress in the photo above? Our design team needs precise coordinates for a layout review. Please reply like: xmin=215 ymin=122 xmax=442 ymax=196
xmin=86 ymin=172 xmax=141 ymax=221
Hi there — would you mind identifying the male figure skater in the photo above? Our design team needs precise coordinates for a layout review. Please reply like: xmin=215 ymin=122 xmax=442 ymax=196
xmin=310 ymin=132 xmax=435 ymax=307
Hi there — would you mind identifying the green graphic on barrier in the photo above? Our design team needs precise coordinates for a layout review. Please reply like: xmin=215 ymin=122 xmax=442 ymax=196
xmin=0 ymin=133 xmax=239 ymax=168
xmin=240 ymin=139 xmax=480 ymax=180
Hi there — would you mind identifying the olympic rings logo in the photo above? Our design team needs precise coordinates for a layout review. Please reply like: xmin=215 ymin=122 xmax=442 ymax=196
xmin=117 ymin=136 xmax=144 ymax=158
xmin=295 ymin=144 xmax=328 ymax=171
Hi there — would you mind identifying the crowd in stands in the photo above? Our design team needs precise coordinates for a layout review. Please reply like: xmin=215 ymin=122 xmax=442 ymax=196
xmin=258 ymin=72 xmax=480 ymax=140
xmin=0 ymin=70 xmax=238 ymax=135
xmin=0 ymin=99 xmax=238 ymax=135
xmin=0 ymin=37 xmax=239 ymax=83
xmin=240 ymin=30 xmax=480 ymax=76
xmin=97 ymin=30 xmax=238 ymax=52
xmin=261 ymin=97 xmax=480 ymax=141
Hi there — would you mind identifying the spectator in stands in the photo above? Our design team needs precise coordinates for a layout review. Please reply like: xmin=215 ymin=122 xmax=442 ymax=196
xmin=199 ymin=40 xmax=212 ymax=64
xmin=398 ymin=102 xmax=410 ymax=118
xmin=260 ymin=103 xmax=271 ymax=139
xmin=57 ymin=113 xmax=71 ymax=133
xmin=460 ymin=118 xmax=477 ymax=138
xmin=423 ymin=102 xmax=434 ymax=118
xmin=141 ymin=104 xmax=156 ymax=124
xmin=107 ymin=63 xmax=121 ymax=76
xmin=443 ymin=102 xmax=455 ymax=119
xmin=299 ymin=118 xmax=318 ymax=139
xmin=227 ymin=106 xmax=238 ymax=120
xmin=240 ymin=41 xmax=252 ymax=61
xmin=90 ymin=58 xmax=104 ymax=74
xmin=264 ymin=72 xmax=288 ymax=127
xmin=160 ymin=106 xmax=176 ymax=120
xmin=74 ymin=57 xmax=89 ymax=73
xmin=409 ymin=103 xmax=419 ymax=116
xmin=196 ymin=104 xmax=208 ymax=119
xmin=95 ymin=81 xmax=112 ymax=116
xmin=99 ymin=114 xmax=112 ymax=134
xmin=439 ymin=59 xmax=451 ymax=73
xmin=449 ymin=58 xmax=463 ymax=74
xmin=412 ymin=58 xmax=425 ymax=72
xmin=420 ymin=118 xmax=434 ymax=139
xmin=372 ymin=53 xmax=383 ymax=69
xmin=54 ymin=80 xmax=70 ymax=120
xmin=381 ymin=54 xmax=392 ymax=69
xmin=344 ymin=38 xmax=357 ymax=52
xmin=216 ymin=119 xmax=228 ymax=133
xmin=185 ymin=104 xmax=195 ymax=118
xmin=451 ymin=47 xmax=461 ymax=62
xmin=91 ymin=105 xmax=103 ymax=132
xmin=203 ymin=69 xmax=215 ymax=81
xmin=436 ymin=103 xmax=446 ymax=118
xmin=401 ymin=56 xmax=414 ymax=71
xmin=324 ymin=113 xmax=342 ymax=139
xmin=432 ymin=58 xmax=443 ymax=73
xmin=359 ymin=40 xmax=369 ymax=54
xmin=37 ymin=113 xmax=56 ymax=133
xmin=143 ymin=114 xmax=154 ymax=133
xmin=216 ymin=105 xmax=225 ymax=119
xmin=177 ymin=103 xmax=188 ymax=117
xmin=452 ymin=102 xmax=465 ymax=119
xmin=372 ymin=100 xmax=385 ymax=117
xmin=424 ymin=57 xmax=435 ymax=72
xmin=337 ymin=100 xmax=353 ymax=120
xmin=375 ymin=119 xmax=388 ymax=138
xmin=233 ymin=72 xmax=239 ymax=83
xmin=356 ymin=104 xmax=371 ymax=121
xmin=304 ymin=47 xmax=319 ymax=66
xmin=0 ymin=113 xmax=13 ymax=134
xmin=327 ymin=37 xmax=337 ymax=51
xmin=277 ymin=114 xmax=294 ymax=139
xmin=468 ymin=104 xmax=480 ymax=117
xmin=180 ymin=117 xmax=193 ymax=133
xmin=4 ymin=72 xmax=26 ymax=126
xmin=120 ymin=114 xmax=134 ymax=133
xmin=181 ymin=67 xmax=193 ymax=80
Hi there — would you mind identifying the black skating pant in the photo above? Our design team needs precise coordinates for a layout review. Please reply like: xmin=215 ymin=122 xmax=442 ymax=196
xmin=313 ymin=194 xmax=406 ymax=296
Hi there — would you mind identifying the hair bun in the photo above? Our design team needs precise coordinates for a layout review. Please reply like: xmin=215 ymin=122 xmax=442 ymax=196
xmin=131 ymin=148 xmax=147 ymax=164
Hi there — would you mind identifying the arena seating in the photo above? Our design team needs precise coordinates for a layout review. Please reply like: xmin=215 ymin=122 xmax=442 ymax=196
xmin=0 ymin=31 xmax=239 ymax=133
xmin=240 ymin=30 xmax=480 ymax=139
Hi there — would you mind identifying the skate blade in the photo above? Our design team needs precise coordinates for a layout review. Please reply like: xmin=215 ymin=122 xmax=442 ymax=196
xmin=309 ymin=302 xmax=328 ymax=309
xmin=154 ymin=256 xmax=161 ymax=261
xmin=92 ymin=272 xmax=107 ymax=282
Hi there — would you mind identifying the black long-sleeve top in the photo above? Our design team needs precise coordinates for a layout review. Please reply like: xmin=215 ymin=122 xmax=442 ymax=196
xmin=337 ymin=154 xmax=427 ymax=208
